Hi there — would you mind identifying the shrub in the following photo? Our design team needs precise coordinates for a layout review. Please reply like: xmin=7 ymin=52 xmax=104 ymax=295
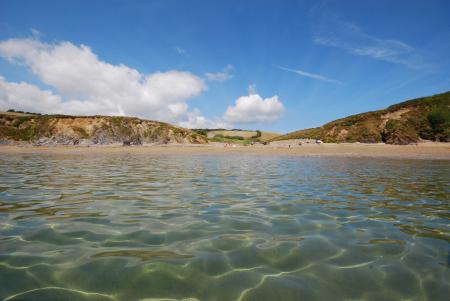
xmin=251 ymin=130 xmax=262 ymax=139
xmin=359 ymin=127 xmax=381 ymax=143
xmin=193 ymin=129 xmax=208 ymax=136
xmin=428 ymin=105 xmax=450 ymax=141
xmin=382 ymin=120 xmax=418 ymax=144
xmin=11 ymin=116 xmax=30 ymax=128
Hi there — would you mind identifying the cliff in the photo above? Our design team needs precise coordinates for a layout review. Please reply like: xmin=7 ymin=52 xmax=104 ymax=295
xmin=0 ymin=113 xmax=207 ymax=145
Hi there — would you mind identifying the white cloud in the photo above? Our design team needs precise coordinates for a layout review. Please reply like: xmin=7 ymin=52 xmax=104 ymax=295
xmin=0 ymin=37 xmax=285 ymax=129
xmin=277 ymin=65 xmax=341 ymax=84
xmin=178 ymin=109 xmax=231 ymax=129
xmin=0 ymin=37 xmax=222 ymax=127
xmin=313 ymin=18 xmax=426 ymax=69
xmin=180 ymin=86 xmax=286 ymax=128
xmin=224 ymin=93 xmax=285 ymax=124
xmin=0 ymin=76 xmax=63 ymax=113
xmin=181 ymin=89 xmax=285 ymax=128
xmin=205 ymin=64 xmax=234 ymax=82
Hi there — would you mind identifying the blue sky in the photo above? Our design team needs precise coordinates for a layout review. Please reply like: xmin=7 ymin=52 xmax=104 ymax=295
xmin=0 ymin=0 xmax=449 ymax=133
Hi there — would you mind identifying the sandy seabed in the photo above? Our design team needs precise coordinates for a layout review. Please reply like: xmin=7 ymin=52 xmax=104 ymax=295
xmin=0 ymin=142 xmax=449 ymax=160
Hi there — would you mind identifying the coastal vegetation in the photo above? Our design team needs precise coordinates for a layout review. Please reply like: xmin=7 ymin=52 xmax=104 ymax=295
xmin=0 ymin=113 xmax=207 ymax=145
xmin=1 ymin=91 xmax=449 ymax=146
xmin=272 ymin=91 xmax=450 ymax=144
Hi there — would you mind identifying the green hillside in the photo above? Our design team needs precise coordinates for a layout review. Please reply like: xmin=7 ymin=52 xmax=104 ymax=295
xmin=272 ymin=91 xmax=450 ymax=144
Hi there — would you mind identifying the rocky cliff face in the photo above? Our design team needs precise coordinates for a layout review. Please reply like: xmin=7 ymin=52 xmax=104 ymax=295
xmin=0 ymin=114 xmax=207 ymax=145
xmin=272 ymin=91 xmax=450 ymax=144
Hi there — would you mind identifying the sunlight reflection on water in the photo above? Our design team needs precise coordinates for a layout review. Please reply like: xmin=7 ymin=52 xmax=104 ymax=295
xmin=0 ymin=154 xmax=449 ymax=300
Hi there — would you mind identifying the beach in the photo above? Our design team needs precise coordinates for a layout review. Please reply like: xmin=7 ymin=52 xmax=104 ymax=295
xmin=0 ymin=142 xmax=449 ymax=160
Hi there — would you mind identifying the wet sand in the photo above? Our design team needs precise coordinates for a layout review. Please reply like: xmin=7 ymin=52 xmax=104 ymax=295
xmin=0 ymin=142 xmax=449 ymax=159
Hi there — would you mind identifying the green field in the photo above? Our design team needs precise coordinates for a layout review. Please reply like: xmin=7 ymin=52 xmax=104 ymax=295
xmin=193 ymin=129 xmax=282 ymax=144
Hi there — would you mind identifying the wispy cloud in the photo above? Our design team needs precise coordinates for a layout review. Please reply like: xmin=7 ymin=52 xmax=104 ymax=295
xmin=205 ymin=64 xmax=234 ymax=82
xmin=247 ymin=83 xmax=257 ymax=95
xmin=312 ymin=18 xmax=426 ymax=69
xmin=30 ymin=28 xmax=42 ymax=38
xmin=174 ymin=47 xmax=186 ymax=55
xmin=277 ymin=65 xmax=342 ymax=84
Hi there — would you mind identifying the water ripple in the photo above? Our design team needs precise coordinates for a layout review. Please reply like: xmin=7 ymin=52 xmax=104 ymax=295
xmin=0 ymin=154 xmax=449 ymax=300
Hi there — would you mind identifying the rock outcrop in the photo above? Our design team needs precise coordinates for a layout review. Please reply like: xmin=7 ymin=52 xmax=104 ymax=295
xmin=0 ymin=114 xmax=207 ymax=145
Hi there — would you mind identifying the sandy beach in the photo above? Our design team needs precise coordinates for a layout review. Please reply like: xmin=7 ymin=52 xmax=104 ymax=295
xmin=1 ymin=142 xmax=449 ymax=160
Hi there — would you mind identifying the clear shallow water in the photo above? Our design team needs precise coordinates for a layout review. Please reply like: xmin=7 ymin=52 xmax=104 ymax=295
xmin=0 ymin=153 xmax=449 ymax=301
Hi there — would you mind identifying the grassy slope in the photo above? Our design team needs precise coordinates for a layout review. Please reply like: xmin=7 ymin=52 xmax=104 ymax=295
xmin=0 ymin=113 xmax=207 ymax=144
xmin=193 ymin=129 xmax=281 ymax=144
xmin=272 ymin=91 xmax=450 ymax=144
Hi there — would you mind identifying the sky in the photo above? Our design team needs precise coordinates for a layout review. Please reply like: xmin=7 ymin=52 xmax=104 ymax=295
xmin=0 ymin=0 xmax=449 ymax=133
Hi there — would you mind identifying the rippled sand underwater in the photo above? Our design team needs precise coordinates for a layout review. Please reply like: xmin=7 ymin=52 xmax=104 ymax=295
xmin=0 ymin=153 xmax=449 ymax=301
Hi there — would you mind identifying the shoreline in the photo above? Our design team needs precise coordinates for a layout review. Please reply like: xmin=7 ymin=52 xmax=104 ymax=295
xmin=0 ymin=142 xmax=449 ymax=160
